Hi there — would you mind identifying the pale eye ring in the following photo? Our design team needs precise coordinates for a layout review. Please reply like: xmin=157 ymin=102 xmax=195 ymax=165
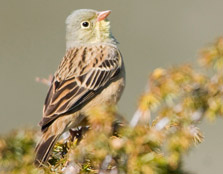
xmin=81 ymin=21 xmax=90 ymax=28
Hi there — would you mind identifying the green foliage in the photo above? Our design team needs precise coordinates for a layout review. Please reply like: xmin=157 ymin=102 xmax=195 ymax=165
xmin=0 ymin=129 xmax=43 ymax=174
xmin=1 ymin=38 xmax=223 ymax=173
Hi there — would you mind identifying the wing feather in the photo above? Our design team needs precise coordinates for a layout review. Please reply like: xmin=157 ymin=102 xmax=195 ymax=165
xmin=40 ymin=45 xmax=122 ymax=131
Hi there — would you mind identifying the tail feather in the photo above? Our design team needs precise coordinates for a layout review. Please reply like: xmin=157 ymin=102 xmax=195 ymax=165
xmin=34 ymin=114 xmax=80 ymax=167
xmin=34 ymin=134 xmax=60 ymax=167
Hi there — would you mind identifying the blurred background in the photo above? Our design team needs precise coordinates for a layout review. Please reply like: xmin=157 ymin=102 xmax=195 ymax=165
xmin=1 ymin=0 xmax=223 ymax=173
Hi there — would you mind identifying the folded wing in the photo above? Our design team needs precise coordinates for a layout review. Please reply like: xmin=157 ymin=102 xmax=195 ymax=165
xmin=40 ymin=45 xmax=122 ymax=132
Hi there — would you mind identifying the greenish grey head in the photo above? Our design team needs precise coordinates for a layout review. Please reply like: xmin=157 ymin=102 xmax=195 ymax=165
xmin=66 ymin=9 xmax=116 ymax=49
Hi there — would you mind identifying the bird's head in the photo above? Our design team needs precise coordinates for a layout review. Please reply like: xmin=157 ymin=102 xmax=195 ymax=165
xmin=66 ymin=9 xmax=116 ymax=49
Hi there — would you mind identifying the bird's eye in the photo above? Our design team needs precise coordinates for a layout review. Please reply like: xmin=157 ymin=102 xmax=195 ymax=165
xmin=81 ymin=21 xmax=90 ymax=28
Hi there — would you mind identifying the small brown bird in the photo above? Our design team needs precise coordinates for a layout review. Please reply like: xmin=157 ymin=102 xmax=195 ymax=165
xmin=35 ymin=9 xmax=125 ymax=166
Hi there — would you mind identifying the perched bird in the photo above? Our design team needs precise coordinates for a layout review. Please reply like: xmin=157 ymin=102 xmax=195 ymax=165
xmin=35 ymin=9 xmax=125 ymax=166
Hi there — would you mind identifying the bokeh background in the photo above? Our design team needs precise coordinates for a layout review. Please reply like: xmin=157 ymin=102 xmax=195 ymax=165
xmin=1 ymin=0 xmax=223 ymax=173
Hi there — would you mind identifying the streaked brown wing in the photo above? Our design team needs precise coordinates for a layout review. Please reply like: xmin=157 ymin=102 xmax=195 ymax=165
xmin=40 ymin=45 xmax=122 ymax=131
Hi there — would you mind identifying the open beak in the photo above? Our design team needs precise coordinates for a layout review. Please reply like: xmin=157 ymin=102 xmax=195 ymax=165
xmin=97 ymin=10 xmax=111 ymax=22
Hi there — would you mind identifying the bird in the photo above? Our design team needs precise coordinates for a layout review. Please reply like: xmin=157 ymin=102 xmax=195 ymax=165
xmin=34 ymin=9 xmax=125 ymax=167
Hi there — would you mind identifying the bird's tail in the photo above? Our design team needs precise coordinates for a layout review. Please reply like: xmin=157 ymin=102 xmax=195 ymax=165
xmin=34 ymin=116 xmax=71 ymax=167
xmin=34 ymin=115 xmax=81 ymax=167
xmin=34 ymin=130 xmax=61 ymax=167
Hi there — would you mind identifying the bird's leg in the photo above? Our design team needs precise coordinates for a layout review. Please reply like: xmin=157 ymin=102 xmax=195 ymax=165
xmin=69 ymin=126 xmax=89 ymax=143
xmin=112 ymin=113 xmax=127 ymax=136
xmin=69 ymin=128 xmax=81 ymax=142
